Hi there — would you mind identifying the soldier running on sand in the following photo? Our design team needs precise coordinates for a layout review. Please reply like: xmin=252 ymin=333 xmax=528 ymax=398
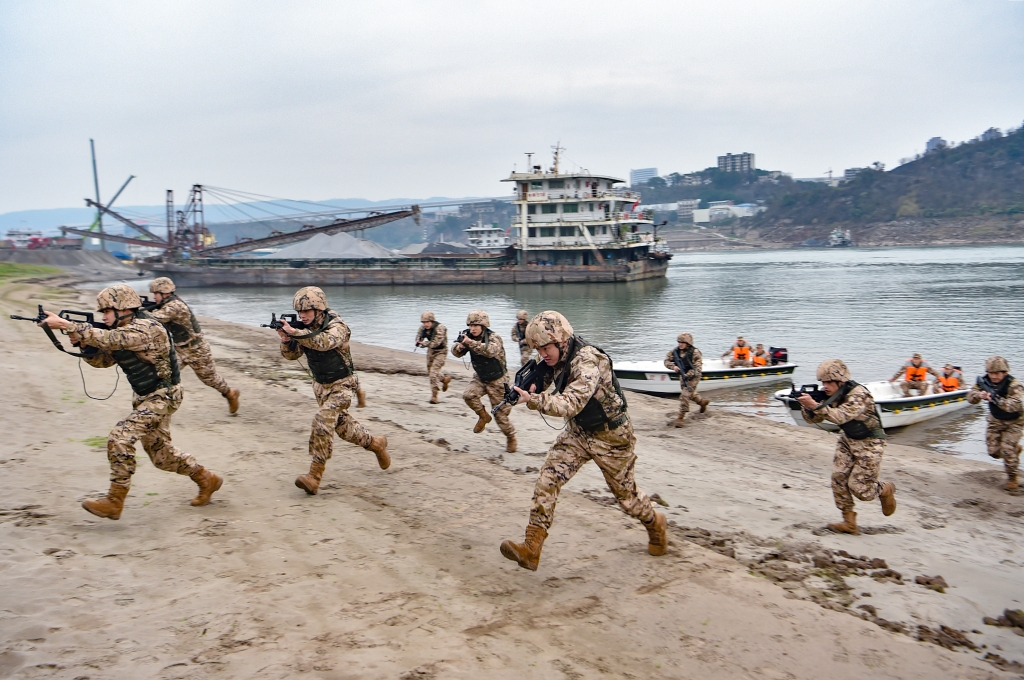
xmin=276 ymin=286 xmax=390 ymax=495
xmin=797 ymin=359 xmax=897 ymax=535
xmin=451 ymin=310 xmax=517 ymax=453
xmin=511 ymin=309 xmax=532 ymax=366
xmin=37 ymin=284 xmax=223 ymax=520
xmin=416 ymin=311 xmax=452 ymax=403
xmin=967 ymin=356 xmax=1023 ymax=491
xmin=500 ymin=311 xmax=667 ymax=571
xmin=147 ymin=277 xmax=240 ymax=413
xmin=664 ymin=332 xmax=709 ymax=427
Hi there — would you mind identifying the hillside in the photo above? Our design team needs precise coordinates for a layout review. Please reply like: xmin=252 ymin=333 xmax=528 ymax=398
xmin=754 ymin=125 xmax=1024 ymax=244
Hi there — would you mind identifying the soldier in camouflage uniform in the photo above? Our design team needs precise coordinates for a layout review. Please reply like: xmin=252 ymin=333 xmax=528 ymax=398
xmin=452 ymin=311 xmax=516 ymax=452
xmin=276 ymin=287 xmax=390 ymax=495
xmin=147 ymin=277 xmax=240 ymax=413
xmin=499 ymin=311 xmax=667 ymax=571
xmin=416 ymin=311 xmax=451 ymax=403
xmin=37 ymin=284 xmax=223 ymax=520
xmin=511 ymin=309 xmax=532 ymax=366
xmin=967 ymin=356 xmax=1023 ymax=491
xmin=797 ymin=359 xmax=897 ymax=535
xmin=664 ymin=332 xmax=709 ymax=427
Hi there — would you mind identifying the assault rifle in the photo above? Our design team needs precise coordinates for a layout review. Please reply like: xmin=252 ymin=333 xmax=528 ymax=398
xmin=260 ymin=313 xmax=308 ymax=331
xmin=975 ymin=375 xmax=999 ymax=400
xmin=139 ymin=295 xmax=158 ymax=310
xmin=491 ymin=359 xmax=552 ymax=415
xmin=415 ymin=326 xmax=428 ymax=351
xmin=455 ymin=328 xmax=472 ymax=345
xmin=788 ymin=383 xmax=829 ymax=405
xmin=10 ymin=304 xmax=104 ymax=356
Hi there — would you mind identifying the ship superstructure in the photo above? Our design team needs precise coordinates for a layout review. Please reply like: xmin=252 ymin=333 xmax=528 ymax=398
xmin=464 ymin=220 xmax=511 ymax=253
xmin=502 ymin=147 xmax=661 ymax=267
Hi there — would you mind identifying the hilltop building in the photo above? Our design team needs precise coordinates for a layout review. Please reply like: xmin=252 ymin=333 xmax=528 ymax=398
xmin=718 ymin=153 xmax=755 ymax=173
xmin=677 ymin=199 xmax=701 ymax=222
xmin=843 ymin=168 xmax=865 ymax=182
xmin=629 ymin=168 xmax=658 ymax=186
xmin=926 ymin=137 xmax=947 ymax=153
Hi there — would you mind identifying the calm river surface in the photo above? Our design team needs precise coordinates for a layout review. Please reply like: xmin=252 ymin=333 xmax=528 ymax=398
xmin=126 ymin=245 xmax=1024 ymax=463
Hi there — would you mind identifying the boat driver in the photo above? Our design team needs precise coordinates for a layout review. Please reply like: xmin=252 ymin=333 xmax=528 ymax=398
xmin=937 ymin=364 xmax=964 ymax=393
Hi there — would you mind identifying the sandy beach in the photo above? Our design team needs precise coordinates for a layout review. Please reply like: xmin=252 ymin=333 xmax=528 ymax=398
xmin=1 ymin=272 xmax=1022 ymax=679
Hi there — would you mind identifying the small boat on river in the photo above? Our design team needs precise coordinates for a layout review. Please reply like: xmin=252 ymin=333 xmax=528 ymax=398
xmin=614 ymin=358 xmax=798 ymax=395
xmin=773 ymin=381 xmax=974 ymax=430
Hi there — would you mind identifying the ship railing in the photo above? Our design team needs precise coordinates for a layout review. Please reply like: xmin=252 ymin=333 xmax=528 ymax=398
xmin=185 ymin=257 xmax=510 ymax=270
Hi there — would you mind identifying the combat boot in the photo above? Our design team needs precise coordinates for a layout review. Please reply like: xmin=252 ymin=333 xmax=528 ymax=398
xmin=367 ymin=436 xmax=390 ymax=470
xmin=357 ymin=388 xmax=367 ymax=409
xmin=644 ymin=511 xmax=668 ymax=556
xmin=1004 ymin=473 xmax=1019 ymax=492
xmin=699 ymin=397 xmax=710 ymax=414
xmin=430 ymin=389 xmax=440 ymax=404
xmin=879 ymin=481 xmax=897 ymax=516
xmin=506 ymin=433 xmax=517 ymax=453
xmin=473 ymin=408 xmax=492 ymax=433
xmin=225 ymin=388 xmax=240 ymax=414
xmin=189 ymin=467 xmax=223 ymax=506
xmin=82 ymin=483 xmax=129 ymax=520
xmin=827 ymin=510 xmax=858 ymax=535
xmin=295 ymin=461 xmax=326 ymax=495
xmin=442 ymin=375 xmax=451 ymax=392
xmin=672 ymin=413 xmax=686 ymax=428
xmin=500 ymin=525 xmax=548 ymax=571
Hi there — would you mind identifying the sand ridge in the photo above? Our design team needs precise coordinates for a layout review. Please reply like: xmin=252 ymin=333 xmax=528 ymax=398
xmin=0 ymin=277 xmax=1020 ymax=679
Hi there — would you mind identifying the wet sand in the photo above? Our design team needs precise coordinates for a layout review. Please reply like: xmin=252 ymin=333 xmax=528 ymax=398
xmin=1 ymin=275 xmax=1022 ymax=679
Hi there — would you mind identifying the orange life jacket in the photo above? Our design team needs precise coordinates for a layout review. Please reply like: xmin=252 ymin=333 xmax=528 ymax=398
xmin=733 ymin=345 xmax=751 ymax=361
xmin=905 ymin=363 xmax=928 ymax=382
xmin=938 ymin=373 xmax=961 ymax=392
xmin=752 ymin=354 xmax=768 ymax=367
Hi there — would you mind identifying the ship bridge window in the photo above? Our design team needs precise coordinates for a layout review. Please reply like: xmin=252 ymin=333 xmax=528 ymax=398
xmin=527 ymin=204 xmax=537 ymax=214
xmin=559 ymin=226 xmax=577 ymax=237
xmin=588 ymin=203 xmax=594 ymax=211
xmin=530 ymin=181 xmax=543 ymax=190
xmin=536 ymin=227 xmax=555 ymax=237
xmin=541 ymin=204 xmax=557 ymax=214
xmin=563 ymin=203 xmax=578 ymax=213
xmin=548 ymin=180 xmax=564 ymax=189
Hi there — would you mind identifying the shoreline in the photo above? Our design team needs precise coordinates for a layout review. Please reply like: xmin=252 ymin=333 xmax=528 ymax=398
xmin=1 ymin=271 xmax=1023 ymax=677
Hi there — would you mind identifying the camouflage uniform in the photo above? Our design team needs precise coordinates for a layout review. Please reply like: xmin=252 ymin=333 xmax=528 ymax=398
xmin=802 ymin=384 xmax=887 ymax=512
xmin=70 ymin=315 xmax=200 ymax=488
xmin=511 ymin=319 xmax=532 ymax=366
xmin=967 ymin=377 xmax=1023 ymax=479
xmin=146 ymin=294 xmax=231 ymax=396
xmin=419 ymin=322 xmax=449 ymax=393
xmin=452 ymin=329 xmax=514 ymax=437
xmin=281 ymin=310 xmax=372 ymax=464
xmin=664 ymin=346 xmax=704 ymax=415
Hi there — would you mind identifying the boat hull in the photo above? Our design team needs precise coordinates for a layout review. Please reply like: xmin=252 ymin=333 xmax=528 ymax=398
xmin=773 ymin=382 xmax=975 ymax=430
xmin=142 ymin=257 xmax=670 ymax=287
xmin=615 ymin=360 xmax=798 ymax=395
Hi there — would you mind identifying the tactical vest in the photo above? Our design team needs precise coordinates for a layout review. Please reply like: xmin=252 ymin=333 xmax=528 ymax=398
xmin=154 ymin=295 xmax=202 ymax=345
xmin=296 ymin=311 xmax=353 ymax=385
xmin=421 ymin=324 xmax=436 ymax=344
xmin=672 ymin=347 xmax=694 ymax=377
xmin=516 ymin=321 xmax=528 ymax=346
xmin=819 ymin=381 xmax=886 ymax=440
xmin=468 ymin=328 xmax=506 ymax=382
xmin=553 ymin=335 xmax=629 ymax=433
xmin=988 ymin=375 xmax=1021 ymax=421
xmin=110 ymin=318 xmax=181 ymax=396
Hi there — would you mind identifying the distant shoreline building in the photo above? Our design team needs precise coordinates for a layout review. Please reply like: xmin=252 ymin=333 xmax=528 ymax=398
xmin=629 ymin=168 xmax=658 ymax=186
xmin=843 ymin=168 xmax=865 ymax=183
xmin=717 ymin=152 xmax=755 ymax=173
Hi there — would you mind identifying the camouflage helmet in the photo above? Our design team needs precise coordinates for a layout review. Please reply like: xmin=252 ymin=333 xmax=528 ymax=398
xmin=293 ymin=286 xmax=328 ymax=311
xmin=149 ymin=276 xmax=176 ymax=294
xmin=95 ymin=284 xmax=142 ymax=311
xmin=516 ymin=309 xmax=529 ymax=321
xmin=421 ymin=311 xmax=436 ymax=323
xmin=677 ymin=332 xmax=693 ymax=345
xmin=985 ymin=356 xmax=1010 ymax=373
xmin=525 ymin=311 xmax=574 ymax=349
xmin=816 ymin=359 xmax=850 ymax=383
xmin=466 ymin=310 xmax=490 ymax=327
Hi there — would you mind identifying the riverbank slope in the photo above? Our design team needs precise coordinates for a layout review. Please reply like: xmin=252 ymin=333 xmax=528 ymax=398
xmin=0 ymin=274 xmax=1021 ymax=679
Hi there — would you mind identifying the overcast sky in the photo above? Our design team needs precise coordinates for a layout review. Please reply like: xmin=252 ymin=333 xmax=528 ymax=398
xmin=2 ymin=0 xmax=1023 ymax=214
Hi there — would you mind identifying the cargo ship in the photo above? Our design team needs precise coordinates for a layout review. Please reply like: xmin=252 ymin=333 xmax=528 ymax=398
xmin=67 ymin=150 xmax=671 ymax=287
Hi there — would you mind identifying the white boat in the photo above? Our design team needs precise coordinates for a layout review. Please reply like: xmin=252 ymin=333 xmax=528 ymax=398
xmin=614 ymin=358 xmax=798 ymax=395
xmin=773 ymin=381 xmax=975 ymax=430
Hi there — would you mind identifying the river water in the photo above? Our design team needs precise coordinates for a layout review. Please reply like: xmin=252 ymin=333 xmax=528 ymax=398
xmin=124 ymin=245 xmax=1024 ymax=463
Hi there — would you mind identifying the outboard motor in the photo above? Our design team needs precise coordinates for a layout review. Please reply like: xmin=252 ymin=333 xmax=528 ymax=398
xmin=769 ymin=347 xmax=788 ymax=366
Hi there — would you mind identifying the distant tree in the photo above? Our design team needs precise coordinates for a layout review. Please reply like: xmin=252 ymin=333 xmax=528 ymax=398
xmin=645 ymin=176 xmax=668 ymax=189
